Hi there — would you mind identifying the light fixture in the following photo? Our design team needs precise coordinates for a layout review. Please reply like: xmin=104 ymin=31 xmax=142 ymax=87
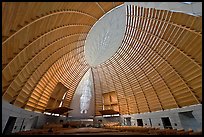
xmin=183 ymin=2 xmax=192 ymax=5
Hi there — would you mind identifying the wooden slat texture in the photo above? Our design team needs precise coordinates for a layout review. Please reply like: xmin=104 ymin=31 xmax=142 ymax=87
xmin=93 ymin=5 xmax=201 ymax=115
xmin=2 ymin=2 xmax=124 ymax=113
xmin=2 ymin=2 xmax=201 ymax=116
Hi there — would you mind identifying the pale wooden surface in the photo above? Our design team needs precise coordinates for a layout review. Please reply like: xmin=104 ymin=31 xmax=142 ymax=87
xmin=2 ymin=2 xmax=202 ymax=115
xmin=2 ymin=2 xmax=124 ymax=112
xmin=93 ymin=5 xmax=202 ymax=115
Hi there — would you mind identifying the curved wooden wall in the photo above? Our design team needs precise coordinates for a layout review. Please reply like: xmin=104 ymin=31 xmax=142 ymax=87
xmin=2 ymin=2 xmax=123 ymax=112
xmin=2 ymin=3 xmax=202 ymax=115
xmin=93 ymin=5 xmax=202 ymax=115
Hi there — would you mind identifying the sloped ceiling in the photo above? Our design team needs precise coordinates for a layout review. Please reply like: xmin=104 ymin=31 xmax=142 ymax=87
xmin=2 ymin=2 xmax=202 ymax=115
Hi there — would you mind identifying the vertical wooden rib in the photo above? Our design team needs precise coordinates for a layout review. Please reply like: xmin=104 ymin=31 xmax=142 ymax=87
xmin=92 ymin=4 xmax=201 ymax=114
xmin=2 ymin=2 xmax=124 ymax=112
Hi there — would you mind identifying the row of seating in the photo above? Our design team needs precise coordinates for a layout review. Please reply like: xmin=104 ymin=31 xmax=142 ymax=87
xmin=43 ymin=123 xmax=63 ymax=129
xmin=14 ymin=129 xmax=53 ymax=135
xmin=14 ymin=127 xmax=202 ymax=135
xmin=104 ymin=125 xmax=202 ymax=135
xmin=104 ymin=125 xmax=151 ymax=133
xmin=103 ymin=122 xmax=120 ymax=127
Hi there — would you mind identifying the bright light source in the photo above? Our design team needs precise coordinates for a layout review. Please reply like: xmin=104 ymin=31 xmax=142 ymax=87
xmin=43 ymin=112 xmax=51 ymax=115
xmin=183 ymin=2 xmax=192 ymax=4
xmin=54 ymin=114 xmax=59 ymax=116
xmin=80 ymin=70 xmax=92 ymax=114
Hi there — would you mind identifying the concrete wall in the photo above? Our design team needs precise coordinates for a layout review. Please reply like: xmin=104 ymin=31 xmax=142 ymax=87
xmin=120 ymin=104 xmax=202 ymax=132
xmin=2 ymin=100 xmax=43 ymax=133
xmin=94 ymin=104 xmax=202 ymax=131
xmin=2 ymin=99 xmax=202 ymax=133
xmin=94 ymin=116 xmax=122 ymax=123
xmin=94 ymin=115 xmax=123 ymax=127
xmin=2 ymin=100 xmax=67 ymax=134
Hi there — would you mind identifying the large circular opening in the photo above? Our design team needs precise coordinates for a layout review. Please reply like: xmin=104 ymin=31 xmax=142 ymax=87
xmin=84 ymin=5 xmax=126 ymax=67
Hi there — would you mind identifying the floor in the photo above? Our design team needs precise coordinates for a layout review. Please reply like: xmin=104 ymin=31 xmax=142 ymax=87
xmin=14 ymin=127 xmax=202 ymax=135
xmin=15 ymin=127 xmax=150 ymax=135
xmin=56 ymin=127 xmax=149 ymax=135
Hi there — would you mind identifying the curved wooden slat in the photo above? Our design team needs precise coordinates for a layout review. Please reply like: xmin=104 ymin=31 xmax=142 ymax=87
xmin=2 ymin=2 xmax=201 ymax=115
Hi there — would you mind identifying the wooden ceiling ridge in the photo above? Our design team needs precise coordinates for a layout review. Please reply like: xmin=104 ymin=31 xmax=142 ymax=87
xmin=24 ymin=49 xmax=86 ymax=109
xmin=2 ymin=2 xmax=201 ymax=114
xmin=2 ymin=9 xmax=97 ymax=45
xmin=3 ymin=40 xmax=85 ymax=96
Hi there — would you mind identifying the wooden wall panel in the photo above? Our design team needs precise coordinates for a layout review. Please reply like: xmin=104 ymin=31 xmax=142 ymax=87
xmin=2 ymin=2 xmax=201 ymax=115
xmin=93 ymin=4 xmax=201 ymax=115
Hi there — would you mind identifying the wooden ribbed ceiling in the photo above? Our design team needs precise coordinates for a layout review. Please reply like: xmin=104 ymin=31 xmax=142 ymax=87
xmin=2 ymin=2 xmax=123 ymax=112
xmin=93 ymin=4 xmax=202 ymax=115
xmin=2 ymin=2 xmax=202 ymax=115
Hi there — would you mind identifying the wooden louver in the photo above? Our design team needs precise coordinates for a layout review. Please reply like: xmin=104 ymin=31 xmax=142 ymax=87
xmin=2 ymin=3 xmax=202 ymax=116
xmin=92 ymin=4 xmax=202 ymax=115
